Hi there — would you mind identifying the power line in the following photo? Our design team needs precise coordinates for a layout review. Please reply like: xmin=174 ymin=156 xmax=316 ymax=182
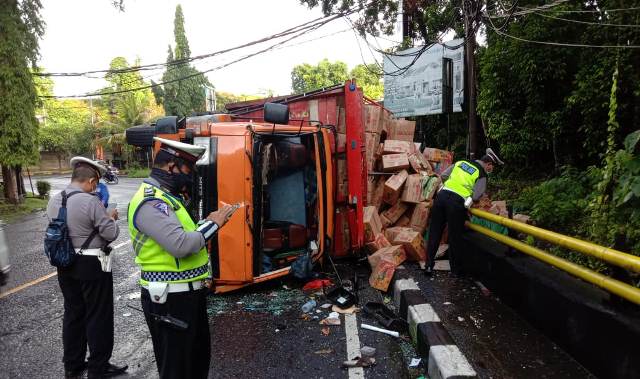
xmin=35 ymin=8 xmax=359 ymax=78
xmin=40 ymin=17 xmax=337 ymax=99
xmin=486 ymin=15 xmax=640 ymax=48
xmin=530 ymin=10 xmax=640 ymax=28
xmin=538 ymin=6 xmax=640 ymax=14
xmin=487 ymin=0 xmax=569 ymax=18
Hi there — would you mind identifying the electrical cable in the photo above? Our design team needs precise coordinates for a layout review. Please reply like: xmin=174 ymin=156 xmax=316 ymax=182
xmin=530 ymin=10 xmax=640 ymax=28
xmin=35 ymin=7 xmax=359 ymax=78
xmin=486 ymin=13 xmax=640 ymax=48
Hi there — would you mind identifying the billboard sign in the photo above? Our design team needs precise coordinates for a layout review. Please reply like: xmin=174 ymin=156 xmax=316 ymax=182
xmin=383 ymin=39 xmax=464 ymax=117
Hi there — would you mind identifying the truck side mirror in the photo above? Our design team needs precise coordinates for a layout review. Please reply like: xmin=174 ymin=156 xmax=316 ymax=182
xmin=264 ymin=103 xmax=289 ymax=125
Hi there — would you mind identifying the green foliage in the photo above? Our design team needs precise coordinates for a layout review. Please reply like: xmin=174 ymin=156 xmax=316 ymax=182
xmin=350 ymin=64 xmax=383 ymax=99
xmin=513 ymin=167 xmax=600 ymax=236
xmin=161 ymin=5 xmax=210 ymax=117
xmin=125 ymin=167 xmax=150 ymax=178
xmin=0 ymin=193 xmax=48 ymax=222
xmin=214 ymin=91 xmax=260 ymax=112
xmin=36 ymin=180 xmax=51 ymax=198
xmin=0 ymin=0 xmax=43 ymax=167
xmin=291 ymin=59 xmax=348 ymax=94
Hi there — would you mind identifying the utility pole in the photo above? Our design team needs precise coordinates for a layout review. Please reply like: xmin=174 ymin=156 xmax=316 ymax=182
xmin=463 ymin=1 xmax=482 ymax=159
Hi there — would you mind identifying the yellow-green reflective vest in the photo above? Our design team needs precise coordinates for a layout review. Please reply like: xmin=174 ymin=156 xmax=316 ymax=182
xmin=128 ymin=183 xmax=209 ymax=285
xmin=443 ymin=160 xmax=482 ymax=199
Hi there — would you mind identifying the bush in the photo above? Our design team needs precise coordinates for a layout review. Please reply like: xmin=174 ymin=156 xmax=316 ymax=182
xmin=36 ymin=180 xmax=52 ymax=198
xmin=126 ymin=168 xmax=150 ymax=178
xmin=512 ymin=167 xmax=600 ymax=235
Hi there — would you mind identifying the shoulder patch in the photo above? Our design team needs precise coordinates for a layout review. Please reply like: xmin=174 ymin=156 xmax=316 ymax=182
xmin=144 ymin=187 xmax=155 ymax=197
xmin=153 ymin=202 xmax=170 ymax=216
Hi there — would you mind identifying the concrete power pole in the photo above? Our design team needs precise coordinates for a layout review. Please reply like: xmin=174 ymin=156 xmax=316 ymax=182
xmin=463 ymin=1 xmax=482 ymax=159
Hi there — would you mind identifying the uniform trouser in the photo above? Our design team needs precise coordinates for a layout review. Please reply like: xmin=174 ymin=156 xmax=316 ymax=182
xmin=57 ymin=271 xmax=114 ymax=376
xmin=426 ymin=190 xmax=468 ymax=274
xmin=141 ymin=286 xmax=211 ymax=379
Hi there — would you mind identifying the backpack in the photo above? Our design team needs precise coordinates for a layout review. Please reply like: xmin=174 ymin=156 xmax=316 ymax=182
xmin=44 ymin=191 xmax=98 ymax=268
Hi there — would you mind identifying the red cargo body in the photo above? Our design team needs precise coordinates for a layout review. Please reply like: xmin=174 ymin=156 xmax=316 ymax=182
xmin=226 ymin=81 xmax=366 ymax=258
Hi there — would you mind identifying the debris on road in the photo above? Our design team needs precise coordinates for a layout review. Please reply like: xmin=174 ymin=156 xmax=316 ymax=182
xmin=314 ymin=348 xmax=333 ymax=355
xmin=342 ymin=356 xmax=376 ymax=368
xmin=320 ymin=311 xmax=341 ymax=326
xmin=443 ymin=301 xmax=453 ymax=305
xmin=122 ymin=312 xmax=132 ymax=317
xmin=409 ymin=358 xmax=421 ymax=368
xmin=320 ymin=303 xmax=333 ymax=309
xmin=457 ymin=316 xmax=465 ymax=322
xmin=434 ymin=260 xmax=450 ymax=271
xmin=475 ymin=280 xmax=491 ymax=296
xmin=301 ymin=299 xmax=317 ymax=313
xmin=321 ymin=327 xmax=331 ymax=336
xmin=127 ymin=292 xmax=141 ymax=300
xmin=361 ymin=323 xmax=400 ymax=337
xmin=332 ymin=304 xmax=358 ymax=314
xmin=302 ymin=279 xmax=332 ymax=292
xmin=360 ymin=346 xmax=376 ymax=358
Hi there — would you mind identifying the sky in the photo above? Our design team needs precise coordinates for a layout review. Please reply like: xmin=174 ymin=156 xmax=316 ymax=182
xmin=38 ymin=0 xmax=403 ymax=98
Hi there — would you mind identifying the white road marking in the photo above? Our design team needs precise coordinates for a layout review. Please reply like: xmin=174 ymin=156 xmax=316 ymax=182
xmin=113 ymin=240 xmax=131 ymax=250
xmin=344 ymin=313 xmax=365 ymax=379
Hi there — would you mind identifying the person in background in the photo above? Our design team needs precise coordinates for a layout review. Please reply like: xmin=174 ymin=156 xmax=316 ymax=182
xmin=47 ymin=157 xmax=128 ymax=379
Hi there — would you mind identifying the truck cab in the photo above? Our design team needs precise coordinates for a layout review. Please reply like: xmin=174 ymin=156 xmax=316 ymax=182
xmin=127 ymin=81 xmax=367 ymax=293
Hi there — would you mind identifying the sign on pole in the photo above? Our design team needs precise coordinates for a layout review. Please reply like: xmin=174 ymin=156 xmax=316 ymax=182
xmin=383 ymin=39 xmax=464 ymax=117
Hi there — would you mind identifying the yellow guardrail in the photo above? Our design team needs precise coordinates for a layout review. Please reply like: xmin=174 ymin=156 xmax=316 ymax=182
xmin=466 ymin=222 xmax=640 ymax=306
xmin=469 ymin=208 xmax=640 ymax=273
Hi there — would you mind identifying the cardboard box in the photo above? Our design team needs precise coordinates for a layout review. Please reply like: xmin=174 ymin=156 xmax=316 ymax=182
xmin=381 ymin=110 xmax=391 ymax=134
xmin=490 ymin=200 xmax=508 ymax=217
xmin=421 ymin=175 xmax=442 ymax=201
xmin=363 ymin=206 xmax=382 ymax=242
xmin=395 ymin=214 xmax=411 ymax=228
xmin=365 ymin=132 xmax=380 ymax=171
xmin=401 ymin=174 xmax=427 ymax=204
xmin=368 ymin=245 xmax=406 ymax=268
xmin=364 ymin=105 xmax=383 ymax=134
xmin=383 ymin=170 xmax=408 ymax=205
xmin=336 ymin=133 xmax=347 ymax=152
xmin=392 ymin=229 xmax=426 ymax=262
xmin=388 ymin=119 xmax=415 ymax=142
xmin=423 ymin=147 xmax=454 ymax=175
xmin=385 ymin=226 xmax=414 ymax=242
xmin=408 ymin=152 xmax=433 ymax=175
xmin=514 ymin=213 xmax=531 ymax=224
xmin=368 ymin=176 xmax=385 ymax=208
xmin=336 ymin=106 xmax=346 ymax=134
xmin=365 ymin=233 xmax=391 ymax=254
xmin=381 ymin=202 xmax=409 ymax=227
xmin=423 ymin=147 xmax=452 ymax=162
xmin=409 ymin=202 xmax=430 ymax=234
xmin=369 ymin=258 xmax=396 ymax=292
xmin=383 ymin=140 xmax=415 ymax=155
xmin=382 ymin=153 xmax=410 ymax=172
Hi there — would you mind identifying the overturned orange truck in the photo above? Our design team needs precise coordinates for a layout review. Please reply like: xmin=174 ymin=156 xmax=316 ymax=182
xmin=126 ymin=81 xmax=386 ymax=293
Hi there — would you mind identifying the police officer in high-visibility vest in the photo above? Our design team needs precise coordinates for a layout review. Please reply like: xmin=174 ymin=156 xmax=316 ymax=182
xmin=424 ymin=148 xmax=504 ymax=276
xmin=128 ymin=137 xmax=236 ymax=379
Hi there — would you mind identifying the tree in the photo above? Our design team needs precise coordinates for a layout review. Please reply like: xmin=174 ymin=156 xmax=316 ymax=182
xmin=0 ymin=0 xmax=44 ymax=203
xmin=214 ymin=91 xmax=260 ymax=112
xmin=161 ymin=5 xmax=211 ymax=117
xmin=350 ymin=64 xmax=383 ymax=99
xmin=291 ymin=59 xmax=348 ymax=94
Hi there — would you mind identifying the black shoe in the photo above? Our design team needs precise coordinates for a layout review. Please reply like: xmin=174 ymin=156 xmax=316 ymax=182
xmin=102 ymin=363 xmax=128 ymax=378
xmin=424 ymin=267 xmax=433 ymax=276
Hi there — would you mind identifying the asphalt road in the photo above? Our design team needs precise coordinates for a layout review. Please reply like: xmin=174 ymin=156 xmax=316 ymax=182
xmin=0 ymin=176 xmax=421 ymax=379
xmin=0 ymin=175 xmax=592 ymax=378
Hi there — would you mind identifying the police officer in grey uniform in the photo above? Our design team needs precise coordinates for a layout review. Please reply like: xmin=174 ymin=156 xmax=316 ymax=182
xmin=47 ymin=157 xmax=128 ymax=379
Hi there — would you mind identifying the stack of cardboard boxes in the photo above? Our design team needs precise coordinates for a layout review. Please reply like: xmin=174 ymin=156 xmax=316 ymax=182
xmin=334 ymin=102 xmax=456 ymax=290
xmin=358 ymin=104 xmax=456 ymax=291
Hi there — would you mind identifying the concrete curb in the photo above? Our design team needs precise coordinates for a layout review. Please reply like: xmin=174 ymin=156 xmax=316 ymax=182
xmin=392 ymin=276 xmax=477 ymax=379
